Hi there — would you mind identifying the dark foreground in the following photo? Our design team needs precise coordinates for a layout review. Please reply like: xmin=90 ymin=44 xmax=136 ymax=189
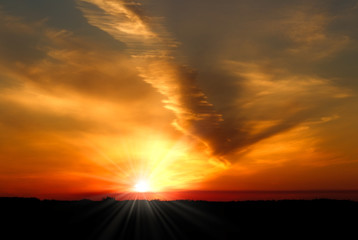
xmin=1 ymin=198 xmax=357 ymax=239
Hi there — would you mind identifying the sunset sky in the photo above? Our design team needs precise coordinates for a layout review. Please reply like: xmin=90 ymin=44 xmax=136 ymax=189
xmin=1 ymin=0 xmax=358 ymax=199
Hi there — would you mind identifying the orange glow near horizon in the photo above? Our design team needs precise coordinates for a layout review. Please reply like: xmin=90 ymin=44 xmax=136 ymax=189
xmin=82 ymin=134 xmax=227 ymax=194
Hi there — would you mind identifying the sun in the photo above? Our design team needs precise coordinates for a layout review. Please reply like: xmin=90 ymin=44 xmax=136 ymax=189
xmin=134 ymin=180 xmax=150 ymax=192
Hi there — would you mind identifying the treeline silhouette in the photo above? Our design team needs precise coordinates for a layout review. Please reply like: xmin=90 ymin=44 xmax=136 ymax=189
xmin=1 ymin=197 xmax=357 ymax=239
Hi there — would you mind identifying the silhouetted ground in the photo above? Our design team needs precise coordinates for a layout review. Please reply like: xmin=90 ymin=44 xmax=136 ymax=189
xmin=1 ymin=197 xmax=357 ymax=239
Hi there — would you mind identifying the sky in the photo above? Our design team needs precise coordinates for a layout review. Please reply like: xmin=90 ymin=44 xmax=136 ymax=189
xmin=1 ymin=0 xmax=358 ymax=199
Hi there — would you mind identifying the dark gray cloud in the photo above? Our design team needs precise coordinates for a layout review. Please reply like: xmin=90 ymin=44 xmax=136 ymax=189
xmin=76 ymin=0 xmax=356 ymax=163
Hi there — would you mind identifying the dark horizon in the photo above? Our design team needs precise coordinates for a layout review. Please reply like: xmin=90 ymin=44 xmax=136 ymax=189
xmin=2 ymin=197 xmax=358 ymax=240
xmin=3 ymin=189 xmax=358 ymax=202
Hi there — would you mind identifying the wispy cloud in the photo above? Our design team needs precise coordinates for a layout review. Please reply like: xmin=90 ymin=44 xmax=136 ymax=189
xmin=77 ymin=0 xmax=250 ymax=163
xmin=280 ymin=4 xmax=351 ymax=59
xmin=224 ymin=60 xmax=352 ymax=143
xmin=77 ymin=0 xmax=357 ymax=165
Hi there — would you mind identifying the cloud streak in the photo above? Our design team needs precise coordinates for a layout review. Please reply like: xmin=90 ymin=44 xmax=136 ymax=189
xmin=77 ymin=0 xmax=251 ymax=162
xmin=77 ymin=0 xmax=354 ymax=164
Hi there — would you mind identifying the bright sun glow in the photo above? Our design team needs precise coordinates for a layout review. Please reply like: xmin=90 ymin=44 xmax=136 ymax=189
xmin=134 ymin=180 xmax=150 ymax=192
